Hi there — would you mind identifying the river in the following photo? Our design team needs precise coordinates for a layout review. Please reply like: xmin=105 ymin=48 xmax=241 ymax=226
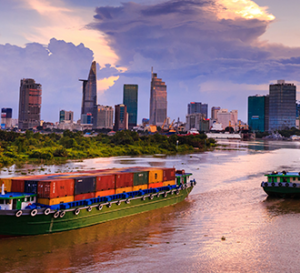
xmin=1 ymin=140 xmax=300 ymax=272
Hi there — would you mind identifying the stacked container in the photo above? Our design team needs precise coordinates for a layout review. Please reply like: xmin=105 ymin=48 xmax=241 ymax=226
xmin=148 ymin=169 xmax=163 ymax=189
xmin=115 ymin=172 xmax=133 ymax=194
xmin=95 ymin=172 xmax=116 ymax=197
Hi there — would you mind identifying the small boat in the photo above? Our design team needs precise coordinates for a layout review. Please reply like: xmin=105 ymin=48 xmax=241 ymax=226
xmin=0 ymin=167 xmax=196 ymax=236
xmin=261 ymin=171 xmax=300 ymax=198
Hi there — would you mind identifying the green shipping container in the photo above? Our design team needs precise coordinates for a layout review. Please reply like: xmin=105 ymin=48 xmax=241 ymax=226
xmin=133 ymin=171 xmax=149 ymax=186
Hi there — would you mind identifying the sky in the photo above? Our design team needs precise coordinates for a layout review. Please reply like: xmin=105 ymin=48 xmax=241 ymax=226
xmin=0 ymin=0 xmax=300 ymax=123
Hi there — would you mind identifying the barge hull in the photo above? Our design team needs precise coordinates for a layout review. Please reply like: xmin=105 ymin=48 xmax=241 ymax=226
xmin=0 ymin=186 xmax=192 ymax=236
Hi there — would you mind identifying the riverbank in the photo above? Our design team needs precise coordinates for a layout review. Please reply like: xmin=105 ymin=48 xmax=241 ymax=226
xmin=0 ymin=130 xmax=216 ymax=168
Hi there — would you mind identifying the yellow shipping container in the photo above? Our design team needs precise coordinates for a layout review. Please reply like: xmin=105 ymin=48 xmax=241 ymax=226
xmin=38 ymin=196 xmax=74 ymax=206
xmin=162 ymin=180 xmax=176 ymax=187
xmin=148 ymin=169 xmax=163 ymax=183
xmin=116 ymin=187 xmax=133 ymax=194
xmin=133 ymin=184 xmax=148 ymax=191
xmin=0 ymin=178 xmax=12 ymax=192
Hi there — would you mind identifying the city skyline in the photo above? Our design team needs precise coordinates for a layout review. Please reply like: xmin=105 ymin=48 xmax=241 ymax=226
xmin=1 ymin=1 xmax=300 ymax=123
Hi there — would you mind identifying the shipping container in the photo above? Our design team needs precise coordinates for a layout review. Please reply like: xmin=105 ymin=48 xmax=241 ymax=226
xmin=0 ymin=178 xmax=11 ymax=192
xmin=133 ymin=171 xmax=149 ymax=186
xmin=11 ymin=179 xmax=25 ymax=192
xmin=115 ymin=173 xmax=133 ymax=188
xmin=148 ymin=169 xmax=163 ymax=183
xmin=95 ymin=189 xmax=116 ymax=197
xmin=96 ymin=174 xmax=115 ymax=191
xmin=162 ymin=180 xmax=176 ymax=187
xmin=37 ymin=196 xmax=74 ymax=206
xmin=38 ymin=179 xmax=74 ymax=199
xmin=24 ymin=180 xmax=38 ymax=194
xmin=162 ymin=168 xmax=176 ymax=181
xmin=74 ymin=192 xmax=95 ymax=201
xmin=115 ymin=186 xmax=133 ymax=194
xmin=133 ymin=184 xmax=148 ymax=191
xmin=74 ymin=177 xmax=96 ymax=195
xmin=148 ymin=182 xmax=163 ymax=189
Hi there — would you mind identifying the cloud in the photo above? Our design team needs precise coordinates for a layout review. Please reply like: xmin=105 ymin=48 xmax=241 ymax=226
xmin=87 ymin=0 xmax=300 ymax=121
xmin=0 ymin=38 xmax=101 ymax=121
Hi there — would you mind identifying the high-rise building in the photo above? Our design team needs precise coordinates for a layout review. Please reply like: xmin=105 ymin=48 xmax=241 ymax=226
xmin=59 ymin=110 xmax=73 ymax=123
xmin=216 ymin=109 xmax=238 ymax=130
xmin=123 ymin=84 xmax=138 ymax=129
xmin=149 ymin=69 xmax=167 ymax=126
xmin=211 ymin=106 xmax=221 ymax=120
xmin=186 ymin=113 xmax=208 ymax=131
xmin=1 ymin=108 xmax=12 ymax=129
xmin=188 ymin=102 xmax=208 ymax=118
xmin=93 ymin=105 xmax=113 ymax=129
xmin=80 ymin=61 xmax=97 ymax=124
xmin=18 ymin=78 xmax=42 ymax=130
xmin=269 ymin=80 xmax=296 ymax=130
xmin=114 ymin=104 xmax=128 ymax=131
xmin=247 ymin=95 xmax=269 ymax=132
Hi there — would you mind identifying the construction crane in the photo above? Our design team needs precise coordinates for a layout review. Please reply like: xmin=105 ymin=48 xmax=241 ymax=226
xmin=161 ymin=118 xmax=167 ymax=131
xmin=169 ymin=119 xmax=175 ymax=130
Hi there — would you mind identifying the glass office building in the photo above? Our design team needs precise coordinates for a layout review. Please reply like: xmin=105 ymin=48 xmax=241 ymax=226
xmin=188 ymin=102 xmax=208 ymax=118
xmin=248 ymin=95 xmax=266 ymax=132
xmin=123 ymin=84 xmax=138 ymax=129
xmin=269 ymin=80 xmax=296 ymax=131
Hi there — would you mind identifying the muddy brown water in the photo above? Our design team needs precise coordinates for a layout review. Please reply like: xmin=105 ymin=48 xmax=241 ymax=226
xmin=1 ymin=140 xmax=300 ymax=272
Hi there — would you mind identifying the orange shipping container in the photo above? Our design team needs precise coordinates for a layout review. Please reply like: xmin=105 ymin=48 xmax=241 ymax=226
xmin=148 ymin=169 xmax=163 ymax=183
xmin=95 ymin=189 xmax=116 ymax=197
xmin=37 ymin=196 xmax=74 ymax=206
xmin=74 ymin=192 xmax=95 ymax=201
xmin=0 ymin=178 xmax=12 ymax=192
xmin=115 ymin=186 xmax=133 ymax=194
xmin=148 ymin=182 xmax=163 ymax=189
xmin=38 ymin=179 xmax=75 ymax=199
xmin=162 ymin=180 xmax=176 ymax=187
xmin=133 ymin=184 xmax=148 ymax=191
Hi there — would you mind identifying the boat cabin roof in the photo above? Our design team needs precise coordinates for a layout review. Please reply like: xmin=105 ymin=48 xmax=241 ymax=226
xmin=0 ymin=192 xmax=36 ymax=200
xmin=266 ymin=172 xmax=300 ymax=177
xmin=175 ymin=173 xmax=192 ymax=177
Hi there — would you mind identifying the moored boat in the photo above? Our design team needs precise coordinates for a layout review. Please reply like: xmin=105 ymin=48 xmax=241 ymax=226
xmin=0 ymin=167 xmax=196 ymax=236
xmin=261 ymin=171 xmax=300 ymax=198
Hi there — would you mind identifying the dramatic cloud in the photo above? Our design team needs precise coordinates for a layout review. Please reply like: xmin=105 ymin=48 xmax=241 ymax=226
xmin=0 ymin=38 xmax=118 ymax=121
xmin=88 ymin=0 xmax=300 ymax=121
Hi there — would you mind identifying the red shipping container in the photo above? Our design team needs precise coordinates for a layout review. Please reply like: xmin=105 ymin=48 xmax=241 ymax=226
xmin=115 ymin=173 xmax=134 ymax=188
xmin=38 ymin=179 xmax=75 ymax=199
xmin=74 ymin=192 xmax=95 ymax=201
xmin=11 ymin=179 xmax=25 ymax=192
xmin=96 ymin=174 xmax=115 ymax=191
xmin=162 ymin=168 xmax=176 ymax=181
xmin=148 ymin=182 xmax=163 ymax=189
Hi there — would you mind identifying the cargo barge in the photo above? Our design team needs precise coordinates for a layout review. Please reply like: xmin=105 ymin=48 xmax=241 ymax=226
xmin=261 ymin=171 xmax=300 ymax=198
xmin=0 ymin=167 xmax=195 ymax=236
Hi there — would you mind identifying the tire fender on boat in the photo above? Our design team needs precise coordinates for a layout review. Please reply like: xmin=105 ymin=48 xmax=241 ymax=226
xmin=16 ymin=210 xmax=22 ymax=217
xmin=53 ymin=211 xmax=60 ymax=218
xmin=125 ymin=199 xmax=130 ymax=204
xmin=293 ymin=183 xmax=297 ymax=188
xmin=117 ymin=200 xmax=122 ymax=206
xmin=98 ymin=204 xmax=103 ymax=210
xmin=107 ymin=203 xmax=112 ymax=208
xmin=141 ymin=196 xmax=146 ymax=201
xmin=164 ymin=192 xmax=168 ymax=198
xmin=30 ymin=209 xmax=38 ymax=217
xmin=74 ymin=208 xmax=80 ymax=215
xmin=176 ymin=190 xmax=180 ymax=195
xmin=60 ymin=211 xmax=66 ymax=218
xmin=149 ymin=194 xmax=154 ymax=200
xmin=285 ymin=183 xmax=290 ymax=187
xmin=279 ymin=182 xmax=282 ymax=187
xmin=44 ymin=208 xmax=51 ymax=215
xmin=271 ymin=182 xmax=275 ymax=187
xmin=264 ymin=182 xmax=269 ymax=187
xmin=87 ymin=206 xmax=92 ymax=212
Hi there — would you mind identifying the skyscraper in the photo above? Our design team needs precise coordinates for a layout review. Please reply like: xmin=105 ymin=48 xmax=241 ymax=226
xmin=248 ymin=95 xmax=269 ymax=132
xmin=18 ymin=78 xmax=42 ymax=130
xmin=269 ymin=80 xmax=296 ymax=130
xmin=80 ymin=61 xmax=97 ymax=124
xmin=149 ymin=69 xmax=167 ymax=126
xmin=93 ymin=105 xmax=114 ymax=129
xmin=188 ymin=102 xmax=208 ymax=118
xmin=114 ymin=104 xmax=128 ymax=131
xmin=123 ymin=84 xmax=138 ymax=129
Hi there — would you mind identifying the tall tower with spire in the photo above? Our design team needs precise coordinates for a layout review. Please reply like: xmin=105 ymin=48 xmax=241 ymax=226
xmin=149 ymin=69 xmax=167 ymax=126
xmin=80 ymin=61 xmax=97 ymax=124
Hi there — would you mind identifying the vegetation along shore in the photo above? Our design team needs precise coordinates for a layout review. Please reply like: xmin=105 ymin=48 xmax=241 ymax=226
xmin=0 ymin=130 xmax=216 ymax=168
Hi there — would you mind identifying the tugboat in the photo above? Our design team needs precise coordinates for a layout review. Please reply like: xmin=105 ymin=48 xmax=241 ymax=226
xmin=261 ymin=171 xmax=300 ymax=198
xmin=0 ymin=167 xmax=196 ymax=236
